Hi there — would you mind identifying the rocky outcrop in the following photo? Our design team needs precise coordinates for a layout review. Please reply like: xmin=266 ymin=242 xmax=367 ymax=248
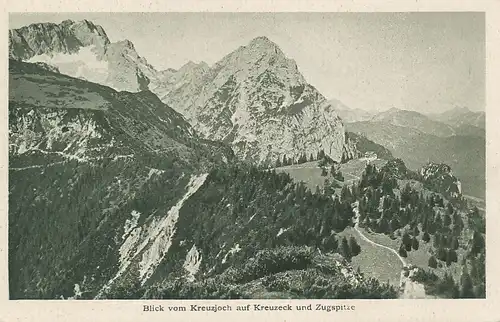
xmin=420 ymin=163 xmax=462 ymax=198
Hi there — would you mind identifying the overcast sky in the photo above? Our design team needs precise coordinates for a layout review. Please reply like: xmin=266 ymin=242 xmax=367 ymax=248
xmin=10 ymin=12 xmax=485 ymax=113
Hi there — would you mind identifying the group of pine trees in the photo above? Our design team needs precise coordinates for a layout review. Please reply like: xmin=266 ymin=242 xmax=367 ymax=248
xmin=398 ymin=230 xmax=420 ymax=257
xmin=274 ymin=149 xmax=328 ymax=168
xmin=337 ymin=236 xmax=361 ymax=261
xmin=320 ymin=162 xmax=345 ymax=182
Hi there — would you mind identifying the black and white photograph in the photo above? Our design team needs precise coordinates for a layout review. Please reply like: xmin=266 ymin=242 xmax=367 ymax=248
xmin=7 ymin=12 xmax=487 ymax=301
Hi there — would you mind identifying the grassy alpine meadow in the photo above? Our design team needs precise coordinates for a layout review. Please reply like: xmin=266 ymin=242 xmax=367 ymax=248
xmin=337 ymin=227 xmax=403 ymax=287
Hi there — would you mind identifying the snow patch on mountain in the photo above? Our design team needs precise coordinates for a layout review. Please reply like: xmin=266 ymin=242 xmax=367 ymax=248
xmin=27 ymin=45 xmax=109 ymax=85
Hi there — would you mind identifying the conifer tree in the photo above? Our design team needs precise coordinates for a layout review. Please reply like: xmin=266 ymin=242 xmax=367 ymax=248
xmin=389 ymin=218 xmax=400 ymax=232
xmin=460 ymin=267 xmax=475 ymax=298
xmin=443 ymin=213 xmax=451 ymax=227
xmin=399 ymin=244 xmax=408 ymax=257
xmin=428 ymin=255 xmax=438 ymax=268
xmin=324 ymin=234 xmax=338 ymax=252
xmin=470 ymin=259 xmax=478 ymax=281
xmin=339 ymin=236 xmax=351 ymax=261
xmin=446 ymin=250 xmax=453 ymax=266
xmin=448 ymin=249 xmax=458 ymax=263
xmin=451 ymin=236 xmax=459 ymax=250
xmin=422 ymin=231 xmax=430 ymax=243
xmin=437 ymin=247 xmax=447 ymax=262
xmin=402 ymin=232 xmax=412 ymax=249
xmin=411 ymin=237 xmax=419 ymax=250
xmin=412 ymin=225 xmax=420 ymax=237
xmin=349 ymin=236 xmax=361 ymax=257
xmin=447 ymin=202 xmax=454 ymax=215
xmin=378 ymin=218 xmax=389 ymax=234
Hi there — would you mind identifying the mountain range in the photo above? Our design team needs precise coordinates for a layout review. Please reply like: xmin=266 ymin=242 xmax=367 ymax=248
xmin=10 ymin=20 xmax=350 ymax=165
xmin=428 ymin=106 xmax=485 ymax=130
xmin=8 ymin=18 xmax=486 ymax=300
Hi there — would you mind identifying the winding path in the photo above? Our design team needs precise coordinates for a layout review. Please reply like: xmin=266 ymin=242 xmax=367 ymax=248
xmin=351 ymin=202 xmax=432 ymax=298
xmin=352 ymin=202 xmax=408 ymax=267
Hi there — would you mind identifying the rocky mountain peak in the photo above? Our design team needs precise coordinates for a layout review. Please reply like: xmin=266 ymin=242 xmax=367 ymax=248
xmin=9 ymin=19 xmax=110 ymax=60
xmin=179 ymin=60 xmax=210 ymax=74
xmin=248 ymin=36 xmax=280 ymax=50
xmin=244 ymin=36 xmax=289 ymax=64
xmin=113 ymin=39 xmax=136 ymax=50
xmin=212 ymin=36 xmax=292 ymax=75
xmin=152 ymin=35 xmax=345 ymax=164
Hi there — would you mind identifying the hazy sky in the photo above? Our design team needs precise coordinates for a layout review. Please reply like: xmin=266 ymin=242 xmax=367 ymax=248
xmin=10 ymin=12 xmax=485 ymax=113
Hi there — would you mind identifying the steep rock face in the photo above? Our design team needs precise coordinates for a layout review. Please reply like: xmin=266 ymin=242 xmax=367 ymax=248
xmin=103 ymin=40 xmax=156 ymax=92
xmin=8 ymin=60 xmax=218 ymax=161
xmin=342 ymin=135 xmax=360 ymax=161
xmin=155 ymin=36 xmax=346 ymax=164
xmin=150 ymin=61 xmax=210 ymax=115
xmin=9 ymin=20 xmax=155 ymax=92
